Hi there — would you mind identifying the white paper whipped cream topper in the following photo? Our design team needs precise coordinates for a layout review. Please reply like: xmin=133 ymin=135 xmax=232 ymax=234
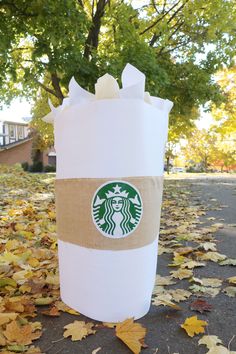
xmin=43 ymin=63 xmax=173 ymax=125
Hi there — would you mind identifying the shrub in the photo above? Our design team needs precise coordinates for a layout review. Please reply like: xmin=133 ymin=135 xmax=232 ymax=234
xmin=44 ymin=165 xmax=56 ymax=172
xmin=21 ymin=162 xmax=29 ymax=171
xmin=29 ymin=161 xmax=43 ymax=172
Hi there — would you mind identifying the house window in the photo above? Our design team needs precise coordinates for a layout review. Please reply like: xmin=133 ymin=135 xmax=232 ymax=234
xmin=9 ymin=125 xmax=15 ymax=138
xmin=18 ymin=125 xmax=24 ymax=139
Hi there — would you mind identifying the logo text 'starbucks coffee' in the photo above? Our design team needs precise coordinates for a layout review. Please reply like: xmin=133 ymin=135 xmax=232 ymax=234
xmin=92 ymin=181 xmax=143 ymax=238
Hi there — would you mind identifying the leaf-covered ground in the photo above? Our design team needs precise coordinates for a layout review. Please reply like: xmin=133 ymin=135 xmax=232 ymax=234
xmin=0 ymin=165 xmax=235 ymax=354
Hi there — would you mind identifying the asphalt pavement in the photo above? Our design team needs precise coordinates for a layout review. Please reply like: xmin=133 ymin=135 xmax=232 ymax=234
xmin=36 ymin=176 xmax=236 ymax=354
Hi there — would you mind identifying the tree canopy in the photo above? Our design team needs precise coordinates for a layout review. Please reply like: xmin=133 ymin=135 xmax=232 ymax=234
xmin=1 ymin=0 xmax=236 ymax=141
xmin=183 ymin=128 xmax=236 ymax=172
xmin=211 ymin=66 xmax=236 ymax=134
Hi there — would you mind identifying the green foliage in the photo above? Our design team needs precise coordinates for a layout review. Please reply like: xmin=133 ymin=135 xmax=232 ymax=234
xmin=29 ymin=161 xmax=44 ymax=173
xmin=211 ymin=65 xmax=236 ymax=134
xmin=44 ymin=165 xmax=56 ymax=173
xmin=183 ymin=128 xmax=236 ymax=171
xmin=21 ymin=162 xmax=29 ymax=171
xmin=1 ymin=0 xmax=236 ymax=140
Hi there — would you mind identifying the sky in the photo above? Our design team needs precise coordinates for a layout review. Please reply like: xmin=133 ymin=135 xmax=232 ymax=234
xmin=0 ymin=98 xmax=32 ymax=123
xmin=0 ymin=97 xmax=214 ymax=129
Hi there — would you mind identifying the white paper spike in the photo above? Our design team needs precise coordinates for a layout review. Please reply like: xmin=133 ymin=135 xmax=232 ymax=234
xmin=121 ymin=64 xmax=145 ymax=99
xmin=121 ymin=63 xmax=145 ymax=88
xmin=48 ymin=99 xmax=56 ymax=112
xmin=42 ymin=63 xmax=173 ymax=125
xmin=42 ymin=111 xmax=54 ymax=124
xmin=69 ymin=76 xmax=94 ymax=104
xmin=95 ymin=73 xmax=119 ymax=99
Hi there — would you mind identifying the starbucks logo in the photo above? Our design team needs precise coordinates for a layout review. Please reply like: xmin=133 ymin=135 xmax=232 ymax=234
xmin=91 ymin=181 xmax=143 ymax=238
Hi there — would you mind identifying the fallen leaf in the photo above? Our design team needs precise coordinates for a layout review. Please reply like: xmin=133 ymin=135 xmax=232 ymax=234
xmin=0 ymin=331 xmax=6 ymax=346
xmin=199 ymin=242 xmax=217 ymax=251
xmin=211 ymin=223 xmax=224 ymax=229
xmin=54 ymin=301 xmax=80 ymax=315
xmin=102 ymin=322 xmax=117 ymax=328
xmin=192 ymin=277 xmax=222 ymax=287
xmin=175 ymin=247 xmax=193 ymax=255
xmin=190 ymin=299 xmax=213 ymax=313
xmin=227 ymin=276 xmax=236 ymax=284
xmin=0 ymin=278 xmax=17 ymax=288
xmin=3 ymin=320 xmax=42 ymax=345
xmin=158 ymin=245 xmax=173 ymax=255
xmin=63 ymin=321 xmax=96 ymax=341
xmin=170 ymin=268 xmax=193 ymax=280
xmin=189 ymin=285 xmax=220 ymax=297
xmin=35 ymin=297 xmax=55 ymax=306
xmin=223 ymin=287 xmax=236 ymax=297
xmin=181 ymin=316 xmax=207 ymax=337
xmin=4 ymin=344 xmax=27 ymax=352
xmin=198 ymin=335 xmax=222 ymax=349
xmin=116 ymin=318 xmax=147 ymax=354
xmin=168 ymin=254 xmax=186 ymax=266
xmin=152 ymin=294 xmax=182 ymax=310
xmin=92 ymin=348 xmax=101 ymax=354
xmin=0 ymin=313 xmax=18 ymax=326
xmin=181 ymin=261 xmax=206 ymax=269
xmin=167 ymin=289 xmax=192 ymax=302
xmin=207 ymin=346 xmax=236 ymax=354
xmin=42 ymin=306 xmax=60 ymax=316
xmin=220 ymin=259 xmax=236 ymax=266
xmin=155 ymin=275 xmax=176 ymax=286
xmin=200 ymin=252 xmax=227 ymax=262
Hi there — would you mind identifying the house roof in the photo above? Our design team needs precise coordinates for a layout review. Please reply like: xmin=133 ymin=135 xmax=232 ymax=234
xmin=0 ymin=116 xmax=31 ymax=125
xmin=0 ymin=137 xmax=33 ymax=151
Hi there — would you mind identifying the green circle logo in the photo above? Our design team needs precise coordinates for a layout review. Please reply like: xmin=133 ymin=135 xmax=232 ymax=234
xmin=91 ymin=181 xmax=143 ymax=238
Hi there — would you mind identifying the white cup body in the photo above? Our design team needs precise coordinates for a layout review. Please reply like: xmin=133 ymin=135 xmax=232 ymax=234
xmin=55 ymin=99 xmax=168 ymax=321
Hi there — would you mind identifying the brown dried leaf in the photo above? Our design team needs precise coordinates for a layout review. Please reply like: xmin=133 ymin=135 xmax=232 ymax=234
xmin=190 ymin=299 xmax=213 ymax=313
xmin=3 ymin=320 xmax=42 ymax=345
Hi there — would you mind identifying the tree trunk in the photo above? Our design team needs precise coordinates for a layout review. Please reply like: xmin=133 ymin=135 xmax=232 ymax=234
xmin=167 ymin=156 xmax=170 ymax=174
xmin=84 ymin=0 xmax=109 ymax=59
xmin=51 ymin=73 xmax=64 ymax=104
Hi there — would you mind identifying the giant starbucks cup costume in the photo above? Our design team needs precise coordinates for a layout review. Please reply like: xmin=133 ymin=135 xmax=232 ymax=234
xmin=43 ymin=64 xmax=173 ymax=322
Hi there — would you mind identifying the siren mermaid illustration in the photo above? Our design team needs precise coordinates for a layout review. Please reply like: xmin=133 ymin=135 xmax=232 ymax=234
xmin=92 ymin=183 xmax=142 ymax=238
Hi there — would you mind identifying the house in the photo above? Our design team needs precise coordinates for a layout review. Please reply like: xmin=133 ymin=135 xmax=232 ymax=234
xmin=0 ymin=117 xmax=30 ymax=146
xmin=0 ymin=117 xmax=33 ymax=165
xmin=0 ymin=116 xmax=56 ymax=168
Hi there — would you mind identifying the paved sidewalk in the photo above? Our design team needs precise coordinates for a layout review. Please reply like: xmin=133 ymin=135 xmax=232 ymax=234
xmin=37 ymin=176 xmax=236 ymax=354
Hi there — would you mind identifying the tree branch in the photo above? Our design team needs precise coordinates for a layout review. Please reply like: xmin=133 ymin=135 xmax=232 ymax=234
xmin=140 ymin=0 xmax=181 ymax=36
xmin=84 ymin=0 xmax=109 ymax=59
xmin=34 ymin=79 xmax=59 ymax=99
xmin=51 ymin=73 xmax=64 ymax=103
xmin=149 ymin=0 xmax=189 ymax=47
xmin=77 ymin=0 xmax=84 ymax=8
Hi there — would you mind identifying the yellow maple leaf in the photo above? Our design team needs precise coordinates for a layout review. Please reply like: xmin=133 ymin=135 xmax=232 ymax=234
xmin=152 ymin=293 xmax=182 ymax=310
xmin=170 ymin=268 xmax=193 ymax=280
xmin=0 ymin=331 xmax=6 ymax=346
xmin=5 ymin=240 xmax=19 ymax=251
xmin=115 ymin=318 xmax=147 ymax=354
xmin=3 ymin=320 xmax=42 ymax=345
xmin=181 ymin=316 xmax=207 ymax=337
xmin=63 ymin=321 xmax=95 ymax=341
xmin=228 ymin=276 xmax=236 ymax=284
xmin=0 ymin=313 xmax=18 ymax=326
xmin=28 ymin=258 xmax=40 ymax=268
xmin=55 ymin=301 xmax=80 ymax=315
xmin=103 ymin=322 xmax=117 ymax=328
